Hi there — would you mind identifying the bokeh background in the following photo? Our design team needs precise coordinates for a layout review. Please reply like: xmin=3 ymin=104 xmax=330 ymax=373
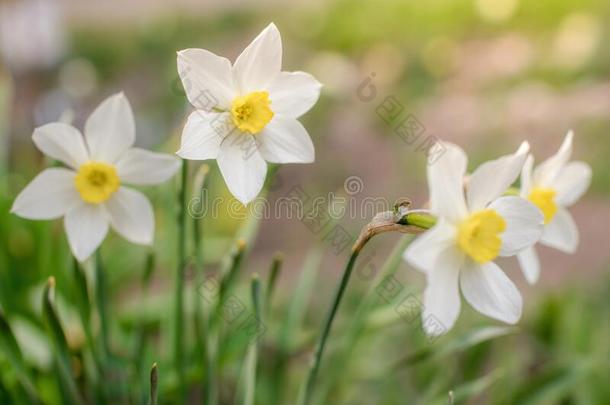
xmin=1 ymin=0 xmax=609 ymax=403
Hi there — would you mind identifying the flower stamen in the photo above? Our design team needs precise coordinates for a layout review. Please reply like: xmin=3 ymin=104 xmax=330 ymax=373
xmin=457 ymin=209 xmax=506 ymax=263
xmin=74 ymin=161 xmax=120 ymax=204
xmin=230 ymin=91 xmax=274 ymax=134
xmin=528 ymin=187 xmax=557 ymax=224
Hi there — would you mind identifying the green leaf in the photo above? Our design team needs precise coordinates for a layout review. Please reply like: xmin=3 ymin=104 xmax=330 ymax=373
xmin=394 ymin=326 xmax=517 ymax=368
xmin=42 ymin=277 xmax=84 ymax=404
xmin=0 ymin=310 xmax=41 ymax=404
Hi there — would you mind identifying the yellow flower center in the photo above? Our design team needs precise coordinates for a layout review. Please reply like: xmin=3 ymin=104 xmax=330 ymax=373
xmin=74 ymin=161 xmax=120 ymax=204
xmin=230 ymin=91 xmax=274 ymax=134
xmin=528 ymin=187 xmax=557 ymax=224
xmin=457 ymin=209 xmax=506 ymax=264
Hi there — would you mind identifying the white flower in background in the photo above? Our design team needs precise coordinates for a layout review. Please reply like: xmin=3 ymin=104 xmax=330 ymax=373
xmin=404 ymin=142 xmax=544 ymax=336
xmin=0 ymin=0 xmax=66 ymax=72
xmin=517 ymin=131 xmax=592 ymax=284
xmin=11 ymin=93 xmax=180 ymax=262
xmin=176 ymin=23 xmax=322 ymax=204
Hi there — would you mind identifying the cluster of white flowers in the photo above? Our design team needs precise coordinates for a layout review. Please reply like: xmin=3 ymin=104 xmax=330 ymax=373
xmin=10 ymin=23 xmax=592 ymax=338
xmin=403 ymin=132 xmax=591 ymax=336
xmin=11 ymin=23 xmax=322 ymax=261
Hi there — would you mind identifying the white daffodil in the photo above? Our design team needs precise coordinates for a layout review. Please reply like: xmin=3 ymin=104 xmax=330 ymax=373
xmin=176 ymin=23 xmax=321 ymax=204
xmin=404 ymin=142 xmax=544 ymax=336
xmin=517 ymin=131 xmax=592 ymax=284
xmin=11 ymin=93 xmax=180 ymax=262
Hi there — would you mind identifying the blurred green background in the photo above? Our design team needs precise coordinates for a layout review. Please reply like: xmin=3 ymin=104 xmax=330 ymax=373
xmin=1 ymin=0 xmax=609 ymax=403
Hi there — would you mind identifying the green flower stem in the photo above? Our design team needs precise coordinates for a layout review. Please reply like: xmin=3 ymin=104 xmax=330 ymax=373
xmin=241 ymin=273 xmax=262 ymax=405
xmin=174 ymin=160 xmax=188 ymax=398
xmin=192 ymin=165 xmax=210 ymax=381
xmin=300 ymin=210 xmax=437 ymax=405
xmin=94 ymin=251 xmax=110 ymax=360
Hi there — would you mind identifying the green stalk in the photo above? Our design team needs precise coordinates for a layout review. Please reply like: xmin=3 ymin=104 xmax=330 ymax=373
xmin=192 ymin=165 xmax=210 ymax=386
xmin=299 ymin=210 xmax=437 ymax=405
xmin=94 ymin=252 xmax=110 ymax=360
xmin=207 ymin=240 xmax=247 ymax=405
xmin=316 ymin=235 xmax=414 ymax=402
xmin=148 ymin=363 xmax=158 ymax=405
xmin=174 ymin=160 xmax=188 ymax=397
xmin=265 ymin=253 xmax=283 ymax=314
xmin=241 ymin=273 xmax=262 ymax=405
xmin=271 ymin=248 xmax=322 ymax=405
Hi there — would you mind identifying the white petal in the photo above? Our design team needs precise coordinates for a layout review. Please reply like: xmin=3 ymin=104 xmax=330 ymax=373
xmin=533 ymin=130 xmax=573 ymax=187
xmin=489 ymin=196 xmax=544 ymax=257
xmin=176 ymin=111 xmax=229 ymax=160
xmin=32 ymin=123 xmax=89 ymax=169
xmin=467 ymin=142 xmax=529 ymax=211
xmin=540 ymin=208 xmax=578 ymax=253
xmin=427 ymin=142 xmax=468 ymax=223
xmin=85 ymin=93 xmax=135 ymax=163
xmin=115 ymin=148 xmax=180 ymax=185
xmin=105 ymin=187 xmax=154 ymax=245
xmin=403 ymin=219 xmax=458 ymax=273
xmin=64 ymin=203 xmax=109 ymax=262
xmin=233 ymin=23 xmax=282 ymax=93
xmin=177 ymin=48 xmax=235 ymax=110
xmin=267 ymin=71 xmax=322 ymax=118
xmin=460 ymin=261 xmax=522 ymax=324
xmin=553 ymin=161 xmax=592 ymax=207
xmin=519 ymin=154 xmax=534 ymax=197
xmin=420 ymin=248 xmax=463 ymax=336
xmin=217 ymin=132 xmax=267 ymax=205
xmin=257 ymin=117 xmax=314 ymax=163
xmin=517 ymin=246 xmax=540 ymax=285
xmin=11 ymin=168 xmax=80 ymax=220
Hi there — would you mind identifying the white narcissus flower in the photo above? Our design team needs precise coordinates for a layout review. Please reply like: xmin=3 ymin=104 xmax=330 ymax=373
xmin=11 ymin=93 xmax=180 ymax=262
xmin=517 ymin=131 xmax=592 ymax=284
xmin=404 ymin=142 xmax=544 ymax=336
xmin=176 ymin=23 xmax=322 ymax=204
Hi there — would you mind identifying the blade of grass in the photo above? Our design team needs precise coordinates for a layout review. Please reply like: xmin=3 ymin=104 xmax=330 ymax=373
xmin=174 ymin=160 xmax=189 ymax=399
xmin=135 ymin=253 xmax=156 ymax=404
xmin=72 ymin=259 xmax=106 ymax=400
xmin=430 ymin=369 xmax=505 ymax=405
xmin=94 ymin=252 xmax=110 ymax=361
xmin=148 ymin=363 xmax=158 ymax=405
xmin=265 ymin=253 xmax=283 ymax=315
xmin=239 ymin=273 xmax=262 ymax=405
xmin=0 ymin=310 xmax=41 ymax=404
xmin=391 ymin=326 xmax=517 ymax=369
xmin=270 ymin=247 xmax=322 ymax=405
xmin=206 ymin=240 xmax=247 ymax=405
xmin=42 ymin=277 xmax=84 ymax=404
